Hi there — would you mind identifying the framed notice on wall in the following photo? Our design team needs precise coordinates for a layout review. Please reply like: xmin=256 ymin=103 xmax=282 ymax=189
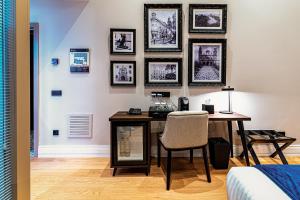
xmin=70 ymin=48 xmax=90 ymax=73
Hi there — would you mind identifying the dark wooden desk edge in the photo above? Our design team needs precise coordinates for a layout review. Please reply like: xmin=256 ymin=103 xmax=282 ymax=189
xmin=109 ymin=111 xmax=251 ymax=122
xmin=109 ymin=111 xmax=151 ymax=122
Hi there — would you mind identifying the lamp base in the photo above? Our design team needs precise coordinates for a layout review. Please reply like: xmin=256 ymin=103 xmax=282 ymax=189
xmin=219 ymin=111 xmax=233 ymax=114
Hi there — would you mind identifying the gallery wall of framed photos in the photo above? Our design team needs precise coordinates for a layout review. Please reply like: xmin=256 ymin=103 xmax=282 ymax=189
xmin=109 ymin=3 xmax=228 ymax=88
xmin=34 ymin=0 xmax=300 ymax=150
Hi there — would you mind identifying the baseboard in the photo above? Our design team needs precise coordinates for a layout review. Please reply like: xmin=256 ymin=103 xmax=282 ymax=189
xmin=38 ymin=145 xmax=110 ymax=158
xmin=238 ymin=144 xmax=300 ymax=157
xmin=152 ymin=144 xmax=300 ymax=158
xmin=38 ymin=144 xmax=300 ymax=158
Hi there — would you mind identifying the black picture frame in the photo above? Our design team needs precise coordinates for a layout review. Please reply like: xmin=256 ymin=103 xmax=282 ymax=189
xmin=189 ymin=4 xmax=227 ymax=34
xmin=144 ymin=58 xmax=182 ymax=87
xmin=144 ymin=4 xmax=182 ymax=52
xmin=188 ymin=39 xmax=226 ymax=86
xmin=111 ymin=61 xmax=136 ymax=87
xmin=110 ymin=29 xmax=136 ymax=55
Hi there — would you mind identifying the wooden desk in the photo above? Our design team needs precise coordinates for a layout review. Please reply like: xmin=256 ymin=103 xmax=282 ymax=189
xmin=109 ymin=111 xmax=252 ymax=175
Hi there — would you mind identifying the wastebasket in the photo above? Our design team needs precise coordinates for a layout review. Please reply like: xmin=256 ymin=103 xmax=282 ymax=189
xmin=208 ymin=137 xmax=230 ymax=169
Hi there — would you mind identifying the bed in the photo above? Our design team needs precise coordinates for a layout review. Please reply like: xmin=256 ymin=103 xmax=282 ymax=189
xmin=226 ymin=165 xmax=300 ymax=200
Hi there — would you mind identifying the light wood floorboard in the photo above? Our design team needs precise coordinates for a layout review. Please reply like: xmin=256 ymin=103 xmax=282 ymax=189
xmin=31 ymin=156 xmax=300 ymax=200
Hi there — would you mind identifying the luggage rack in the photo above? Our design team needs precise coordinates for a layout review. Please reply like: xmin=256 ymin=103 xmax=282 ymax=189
xmin=239 ymin=130 xmax=296 ymax=165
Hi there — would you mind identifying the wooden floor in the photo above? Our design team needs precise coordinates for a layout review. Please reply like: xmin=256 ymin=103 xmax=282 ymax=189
xmin=31 ymin=156 xmax=300 ymax=200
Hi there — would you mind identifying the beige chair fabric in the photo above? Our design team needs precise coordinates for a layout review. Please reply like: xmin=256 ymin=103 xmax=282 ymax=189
xmin=161 ymin=111 xmax=209 ymax=149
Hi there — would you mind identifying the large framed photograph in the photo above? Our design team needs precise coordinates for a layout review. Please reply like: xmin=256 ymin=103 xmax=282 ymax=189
xmin=188 ymin=39 xmax=226 ymax=86
xmin=144 ymin=58 xmax=182 ymax=86
xmin=144 ymin=4 xmax=182 ymax=52
xmin=70 ymin=48 xmax=90 ymax=73
xmin=110 ymin=29 xmax=136 ymax=55
xmin=111 ymin=61 xmax=136 ymax=86
xmin=189 ymin=4 xmax=227 ymax=34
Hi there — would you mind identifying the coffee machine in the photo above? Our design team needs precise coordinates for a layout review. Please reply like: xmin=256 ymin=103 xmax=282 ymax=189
xmin=178 ymin=97 xmax=189 ymax=111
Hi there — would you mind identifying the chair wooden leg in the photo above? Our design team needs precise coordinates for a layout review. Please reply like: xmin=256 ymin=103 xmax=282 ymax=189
xmin=202 ymin=146 xmax=211 ymax=183
xmin=166 ymin=150 xmax=172 ymax=190
xmin=157 ymin=137 xmax=161 ymax=167
xmin=190 ymin=149 xmax=193 ymax=163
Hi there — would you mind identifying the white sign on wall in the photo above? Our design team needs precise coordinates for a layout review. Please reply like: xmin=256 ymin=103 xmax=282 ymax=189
xmin=70 ymin=48 xmax=90 ymax=73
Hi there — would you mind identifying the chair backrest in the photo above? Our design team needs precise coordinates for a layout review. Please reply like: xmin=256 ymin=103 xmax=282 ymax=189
xmin=161 ymin=111 xmax=209 ymax=149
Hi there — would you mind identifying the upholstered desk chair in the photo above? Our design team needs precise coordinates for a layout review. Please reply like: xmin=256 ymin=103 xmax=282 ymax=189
xmin=157 ymin=111 xmax=211 ymax=190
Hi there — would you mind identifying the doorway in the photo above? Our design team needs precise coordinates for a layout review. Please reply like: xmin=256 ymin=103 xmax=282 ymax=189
xmin=30 ymin=23 xmax=39 ymax=157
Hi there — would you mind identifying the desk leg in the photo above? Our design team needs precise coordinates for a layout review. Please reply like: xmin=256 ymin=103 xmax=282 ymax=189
xmin=147 ymin=122 xmax=151 ymax=175
xmin=113 ymin=168 xmax=117 ymax=176
xmin=238 ymin=121 xmax=250 ymax=166
xmin=227 ymin=121 xmax=233 ymax=158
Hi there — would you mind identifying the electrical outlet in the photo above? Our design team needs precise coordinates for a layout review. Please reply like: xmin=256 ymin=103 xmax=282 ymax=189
xmin=53 ymin=130 xmax=59 ymax=136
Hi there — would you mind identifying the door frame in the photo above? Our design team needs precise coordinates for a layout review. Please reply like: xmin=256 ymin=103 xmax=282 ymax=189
xmin=30 ymin=22 xmax=39 ymax=157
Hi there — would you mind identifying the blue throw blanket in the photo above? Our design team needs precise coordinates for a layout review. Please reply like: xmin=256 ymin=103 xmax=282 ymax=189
xmin=254 ymin=165 xmax=300 ymax=200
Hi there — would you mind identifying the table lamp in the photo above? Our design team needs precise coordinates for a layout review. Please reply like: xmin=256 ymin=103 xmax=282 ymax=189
xmin=220 ymin=86 xmax=234 ymax=114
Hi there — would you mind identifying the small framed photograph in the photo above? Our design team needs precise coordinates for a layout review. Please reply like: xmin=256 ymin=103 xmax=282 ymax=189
xmin=70 ymin=48 xmax=90 ymax=73
xmin=144 ymin=58 xmax=182 ymax=86
xmin=144 ymin=4 xmax=182 ymax=52
xmin=111 ymin=61 xmax=136 ymax=86
xmin=189 ymin=4 xmax=227 ymax=34
xmin=110 ymin=29 xmax=136 ymax=55
xmin=188 ymin=39 xmax=226 ymax=86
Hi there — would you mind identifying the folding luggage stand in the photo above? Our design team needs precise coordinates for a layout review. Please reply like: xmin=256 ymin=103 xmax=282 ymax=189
xmin=239 ymin=130 xmax=296 ymax=165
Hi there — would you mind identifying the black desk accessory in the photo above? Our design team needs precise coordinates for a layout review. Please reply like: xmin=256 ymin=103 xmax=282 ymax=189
xmin=220 ymin=86 xmax=234 ymax=114
xmin=149 ymin=105 xmax=174 ymax=119
xmin=202 ymin=104 xmax=215 ymax=114
xmin=128 ymin=108 xmax=142 ymax=115
xmin=178 ymin=97 xmax=189 ymax=111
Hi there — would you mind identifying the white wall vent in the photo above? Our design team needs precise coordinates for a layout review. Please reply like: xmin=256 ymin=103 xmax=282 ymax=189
xmin=68 ymin=114 xmax=93 ymax=138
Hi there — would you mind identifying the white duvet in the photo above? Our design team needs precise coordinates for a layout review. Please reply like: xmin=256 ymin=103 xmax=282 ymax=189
xmin=227 ymin=167 xmax=291 ymax=200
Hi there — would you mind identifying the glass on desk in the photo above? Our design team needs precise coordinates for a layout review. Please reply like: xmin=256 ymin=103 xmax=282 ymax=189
xmin=117 ymin=126 xmax=144 ymax=161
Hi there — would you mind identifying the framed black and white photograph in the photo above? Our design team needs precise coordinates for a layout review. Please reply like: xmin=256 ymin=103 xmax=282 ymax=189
xmin=111 ymin=61 xmax=136 ymax=86
xmin=70 ymin=48 xmax=90 ymax=73
xmin=144 ymin=4 xmax=182 ymax=52
xmin=188 ymin=39 xmax=226 ymax=86
xmin=189 ymin=4 xmax=227 ymax=34
xmin=145 ymin=58 xmax=182 ymax=86
xmin=110 ymin=29 xmax=136 ymax=55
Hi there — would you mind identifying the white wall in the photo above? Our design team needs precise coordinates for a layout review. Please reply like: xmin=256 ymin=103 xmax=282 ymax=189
xmin=31 ymin=0 xmax=300 ymax=150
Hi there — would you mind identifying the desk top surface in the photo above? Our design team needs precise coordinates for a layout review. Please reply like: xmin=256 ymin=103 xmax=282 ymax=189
xmin=109 ymin=111 xmax=251 ymax=122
